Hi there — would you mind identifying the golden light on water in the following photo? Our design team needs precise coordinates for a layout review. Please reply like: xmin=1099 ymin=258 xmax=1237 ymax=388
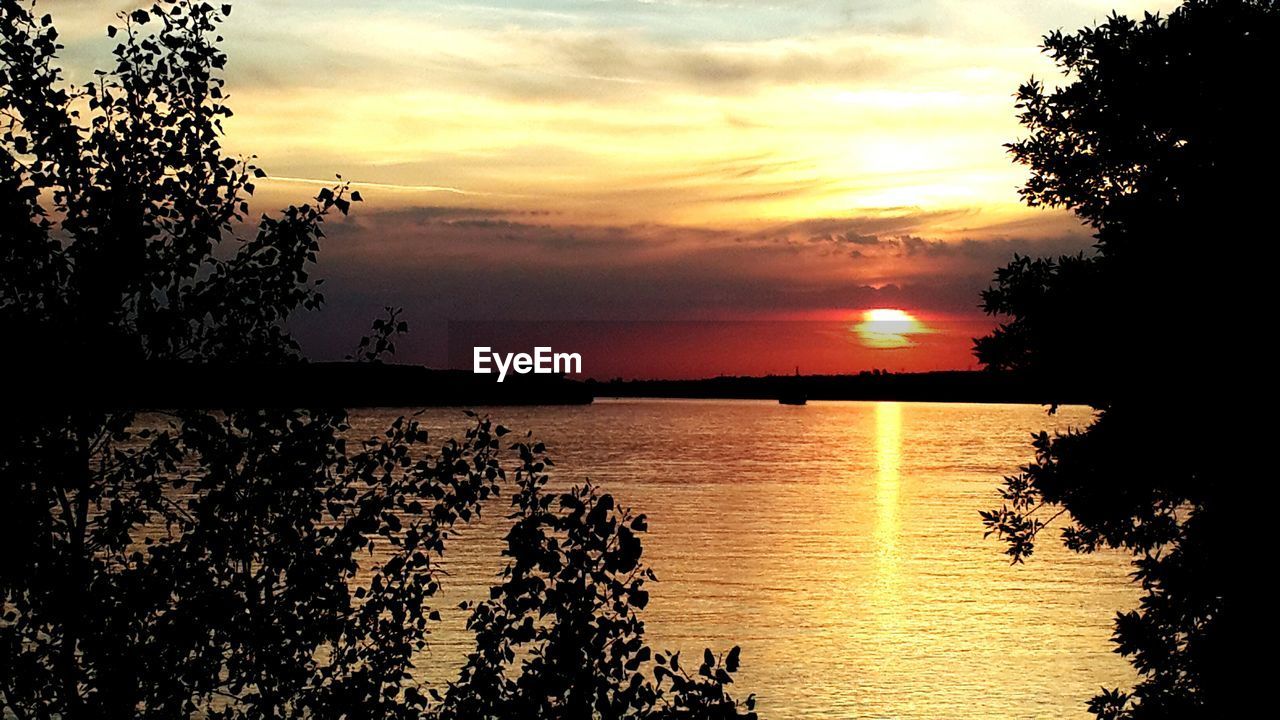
xmin=392 ymin=402 xmax=1135 ymax=718
xmin=871 ymin=401 xmax=905 ymax=642
xmin=874 ymin=401 xmax=903 ymax=565
xmin=854 ymin=308 xmax=931 ymax=349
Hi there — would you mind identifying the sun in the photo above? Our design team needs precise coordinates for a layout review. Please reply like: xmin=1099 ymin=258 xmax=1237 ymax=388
xmin=853 ymin=308 xmax=930 ymax=349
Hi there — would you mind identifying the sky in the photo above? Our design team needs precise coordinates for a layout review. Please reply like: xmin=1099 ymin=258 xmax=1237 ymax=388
xmin=55 ymin=0 xmax=1180 ymax=377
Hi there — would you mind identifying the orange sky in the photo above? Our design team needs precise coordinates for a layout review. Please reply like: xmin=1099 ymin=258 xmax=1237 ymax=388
xmin=54 ymin=0 xmax=1179 ymax=377
xmin=447 ymin=315 xmax=991 ymax=379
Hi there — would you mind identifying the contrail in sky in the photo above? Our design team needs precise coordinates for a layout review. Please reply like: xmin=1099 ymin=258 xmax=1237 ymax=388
xmin=261 ymin=175 xmax=489 ymax=196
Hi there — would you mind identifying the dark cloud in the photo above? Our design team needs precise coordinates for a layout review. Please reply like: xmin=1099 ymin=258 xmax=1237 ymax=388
xmin=212 ymin=19 xmax=915 ymax=104
xmin=549 ymin=33 xmax=890 ymax=92
xmin=290 ymin=204 xmax=1092 ymax=363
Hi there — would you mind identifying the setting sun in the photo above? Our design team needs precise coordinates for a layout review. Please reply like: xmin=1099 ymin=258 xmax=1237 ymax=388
xmin=853 ymin=308 xmax=930 ymax=349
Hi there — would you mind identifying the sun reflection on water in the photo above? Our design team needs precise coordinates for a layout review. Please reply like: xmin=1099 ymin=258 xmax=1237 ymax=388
xmin=874 ymin=401 xmax=902 ymax=561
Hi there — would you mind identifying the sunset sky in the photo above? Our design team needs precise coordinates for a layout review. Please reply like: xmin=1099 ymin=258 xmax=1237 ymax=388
xmin=57 ymin=0 xmax=1178 ymax=377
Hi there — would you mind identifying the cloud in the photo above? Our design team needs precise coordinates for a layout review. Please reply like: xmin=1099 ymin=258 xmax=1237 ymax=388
xmin=221 ymin=19 xmax=1028 ymax=103
xmin=283 ymin=201 xmax=1093 ymax=361
xmin=44 ymin=0 xmax=1086 ymax=230
xmin=36 ymin=0 xmax=1175 ymax=374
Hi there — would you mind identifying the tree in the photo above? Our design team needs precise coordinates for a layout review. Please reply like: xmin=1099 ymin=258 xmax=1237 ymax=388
xmin=0 ymin=2 xmax=752 ymax=717
xmin=977 ymin=1 xmax=1269 ymax=717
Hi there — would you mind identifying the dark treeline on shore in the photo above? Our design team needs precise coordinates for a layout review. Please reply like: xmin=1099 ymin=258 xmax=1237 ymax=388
xmin=591 ymin=370 xmax=1088 ymax=405
xmin=7 ymin=362 xmax=1086 ymax=410
xmin=8 ymin=361 xmax=595 ymax=410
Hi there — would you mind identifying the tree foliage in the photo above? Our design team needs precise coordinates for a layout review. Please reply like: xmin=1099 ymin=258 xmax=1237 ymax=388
xmin=440 ymin=441 xmax=756 ymax=720
xmin=0 ymin=2 xmax=752 ymax=717
xmin=977 ymin=1 xmax=1267 ymax=717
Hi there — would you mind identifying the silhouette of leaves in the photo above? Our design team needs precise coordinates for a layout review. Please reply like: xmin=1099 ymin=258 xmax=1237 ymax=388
xmin=978 ymin=1 xmax=1260 ymax=717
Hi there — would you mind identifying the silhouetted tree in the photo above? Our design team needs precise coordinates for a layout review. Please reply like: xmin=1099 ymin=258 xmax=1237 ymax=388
xmin=978 ymin=1 xmax=1269 ymax=717
xmin=0 ymin=2 xmax=751 ymax=718
xmin=437 ymin=438 xmax=756 ymax=720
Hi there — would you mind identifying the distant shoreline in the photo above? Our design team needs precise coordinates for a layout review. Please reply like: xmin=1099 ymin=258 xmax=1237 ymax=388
xmin=11 ymin=362 xmax=1088 ymax=410
xmin=589 ymin=395 xmax=1073 ymax=407
xmin=585 ymin=370 xmax=1088 ymax=406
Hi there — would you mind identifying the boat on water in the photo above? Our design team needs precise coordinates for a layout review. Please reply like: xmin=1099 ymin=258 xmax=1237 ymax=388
xmin=778 ymin=366 xmax=807 ymax=405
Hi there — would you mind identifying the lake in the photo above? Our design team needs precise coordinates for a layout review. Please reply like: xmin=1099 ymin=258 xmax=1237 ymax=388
xmin=348 ymin=399 xmax=1135 ymax=719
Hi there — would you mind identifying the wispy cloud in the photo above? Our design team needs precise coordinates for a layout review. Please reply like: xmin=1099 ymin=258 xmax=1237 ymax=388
xmin=260 ymin=175 xmax=509 ymax=197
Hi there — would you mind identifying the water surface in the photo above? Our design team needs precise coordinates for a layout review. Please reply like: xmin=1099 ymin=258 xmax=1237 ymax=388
xmin=348 ymin=399 xmax=1134 ymax=719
